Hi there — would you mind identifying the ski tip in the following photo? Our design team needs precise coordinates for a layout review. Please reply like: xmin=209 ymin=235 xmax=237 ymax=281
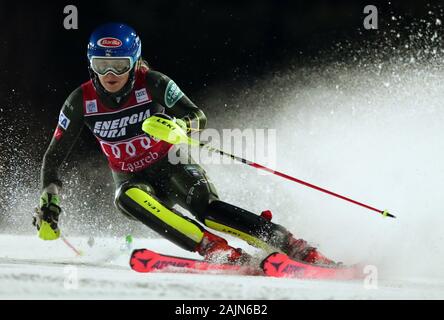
xmin=129 ymin=249 xmax=152 ymax=272
xmin=130 ymin=248 xmax=148 ymax=260
xmin=260 ymin=252 xmax=280 ymax=270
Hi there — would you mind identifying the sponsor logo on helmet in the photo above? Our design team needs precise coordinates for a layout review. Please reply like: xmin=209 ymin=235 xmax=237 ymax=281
xmin=97 ymin=37 xmax=122 ymax=48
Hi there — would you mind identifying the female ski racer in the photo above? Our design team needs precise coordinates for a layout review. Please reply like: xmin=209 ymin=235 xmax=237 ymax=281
xmin=34 ymin=23 xmax=335 ymax=265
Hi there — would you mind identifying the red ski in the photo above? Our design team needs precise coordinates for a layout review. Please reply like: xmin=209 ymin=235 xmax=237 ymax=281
xmin=130 ymin=249 xmax=262 ymax=275
xmin=261 ymin=252 xmax=364 ymax=280
xmin=130 ymin=249 xmax=364 ymax=280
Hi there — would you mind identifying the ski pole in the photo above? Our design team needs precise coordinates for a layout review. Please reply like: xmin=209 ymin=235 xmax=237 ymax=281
xmin=142 ymin=115 xmax=395 ymax=218
xmin=60 ymin=235 xmax=83 ymax=256
xmin=200 ymin=142 xmax=395 ymax=218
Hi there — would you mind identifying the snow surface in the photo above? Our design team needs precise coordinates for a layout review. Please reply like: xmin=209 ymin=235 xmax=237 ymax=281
xmin=0 ymin=234 xmax=443 ymax=299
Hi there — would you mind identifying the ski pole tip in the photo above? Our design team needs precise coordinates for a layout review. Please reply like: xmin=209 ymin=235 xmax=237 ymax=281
xmin=382 ymin=210 xmax=396 ymax=218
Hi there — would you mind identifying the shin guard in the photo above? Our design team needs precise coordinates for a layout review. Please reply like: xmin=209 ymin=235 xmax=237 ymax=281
xmin=116 ymin=182 xmax=205 ymax=252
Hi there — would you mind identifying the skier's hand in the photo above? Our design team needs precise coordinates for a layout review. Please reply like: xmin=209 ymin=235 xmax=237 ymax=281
xmin=175 ymin=118 xmax=188 ymax=133
xmin=151 ymin=113 xmax=188 ymax=133
xmin=33 ymin=191 xmax=61 ymax=240
xmin=142 ymin=113 xmax=191 ymax=145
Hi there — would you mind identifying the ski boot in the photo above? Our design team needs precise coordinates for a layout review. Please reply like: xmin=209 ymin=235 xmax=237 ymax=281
xmin=196 ymin=231 xmax=251 ymax=265
xmin=284 ymin=234 xmax=338 ymax=266
xmin=260 ymin=210 xmax=337 ymax=266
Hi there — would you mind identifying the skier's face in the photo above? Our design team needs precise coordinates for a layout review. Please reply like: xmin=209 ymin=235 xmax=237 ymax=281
xmin=98 ymin=72 xmax=129 ymax=93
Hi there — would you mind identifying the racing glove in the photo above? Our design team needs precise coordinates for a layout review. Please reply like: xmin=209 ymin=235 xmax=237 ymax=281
xmin=33 ymin=189 xmax=61 ymax=240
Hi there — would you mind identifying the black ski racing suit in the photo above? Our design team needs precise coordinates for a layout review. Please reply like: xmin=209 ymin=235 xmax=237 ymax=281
xmin=40 ymin=69 xmax=292 ymax=253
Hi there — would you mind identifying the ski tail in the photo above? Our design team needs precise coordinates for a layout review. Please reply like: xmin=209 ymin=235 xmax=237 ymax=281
xmin=130 ymin=249 xmax=261 ymax=275
xmin=261 ymin=252 xmax=364 ymax=280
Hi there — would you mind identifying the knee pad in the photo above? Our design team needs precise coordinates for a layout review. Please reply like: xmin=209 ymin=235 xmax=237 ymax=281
xmin=115 ymin=180 xmax=155 ymax=220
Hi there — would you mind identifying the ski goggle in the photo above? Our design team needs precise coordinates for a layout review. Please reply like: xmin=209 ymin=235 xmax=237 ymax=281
xmin=90 ymin=57 xmax=134 ymax=76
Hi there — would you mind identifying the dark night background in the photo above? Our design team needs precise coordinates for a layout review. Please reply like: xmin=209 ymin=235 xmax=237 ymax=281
xmin=1 ymin=1 xmax=443 ymax=157
xmin=1 ymin=0 xmax=444 ymax=231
